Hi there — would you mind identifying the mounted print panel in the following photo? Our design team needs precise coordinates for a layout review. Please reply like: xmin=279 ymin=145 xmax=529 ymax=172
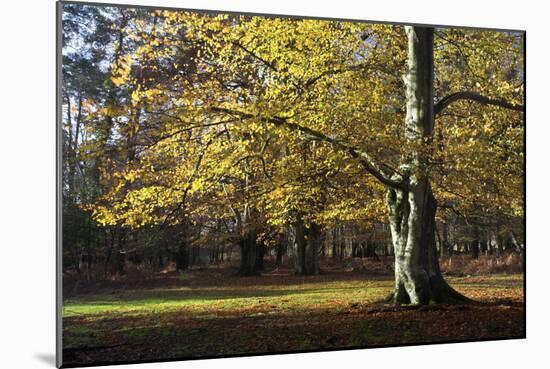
xmin=57 ymin=1 xmax=525 ymax=367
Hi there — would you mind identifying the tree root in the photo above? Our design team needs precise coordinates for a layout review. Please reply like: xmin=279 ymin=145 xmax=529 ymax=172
xmin=380 ymin=282 xmax=475 ymax=306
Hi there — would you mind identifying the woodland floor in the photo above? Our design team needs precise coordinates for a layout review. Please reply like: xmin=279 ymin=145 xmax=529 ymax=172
xmin=62 ymin=262 xmax=524 ymax=366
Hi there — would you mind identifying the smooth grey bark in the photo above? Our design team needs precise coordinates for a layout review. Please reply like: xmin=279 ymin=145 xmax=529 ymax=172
xmin=385 ymin=27 xmax=468 ymax=305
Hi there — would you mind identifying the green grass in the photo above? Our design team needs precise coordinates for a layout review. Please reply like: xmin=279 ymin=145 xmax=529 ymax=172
xmin=63 ymin=274 xmax=523 ymax=319
xmin=63 ymin=278 xmax=393 ymax=319
xmin=62 ymin=272 xmax=524 ymax=365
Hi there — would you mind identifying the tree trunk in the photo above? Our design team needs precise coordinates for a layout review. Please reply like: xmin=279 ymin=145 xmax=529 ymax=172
xmin=440 ymin=221 xmax=451 ymax=256
xmin=191 ymin=246 xmax=200 ymax=265
xmin=386 ymin=241 xmax=394 ymax=257
xmin=115 ymin=229 xmax=126 ymax=276
xmin=510 ymin=231 xmax=522 ymax=253
xmin=292 ymin=217 xmax=306 ymax=274
xmin=387 ymin=181 xmax=465 ymax=304
xmin=487 ymin=239 xmax=493 ymax=255
xmin=69 ymin=94 xmax=83 ymax=196
xmin=276 ymin=241 xmax=285 ymax=266
xmin=435 ymin=224 xmax=442 ymax=256
xmin=471 ymin=226 xmax=480 ymax=258
xmin=339 ymin=225 xmax=346 ymax=260
xmin=504 ymin=237 xmax=513 ymax=252
xmin=385 ymin=26 xmax=468 ymax=305
xmin=480 ymin=240 xmax=488 ymax=256
xmin=292 ymin=217 xmax=320 ymax=275
xmin=103 ymin=229 xmax=115 ymax=280
xmin=471 ymin=239 xmax=480 ymax=258
xmin=255 ymin=242 xmax=266 ymax=271
xmin=352 ymin=241 xmax=358 ymax=257
xmin=305 ymin=222 xmax=320 ymax=274
xmin=366 ymin=240 xmax=377 ymax=258
xmin=157 ymin=250 xmax=164 ymax=269
xmin=175 ymin=243 xmax=189 ymax=271
xmin=239 ymin=231 xmax=258 ymax=276
xmin=331 ymin=228 xmax=338 ymax=259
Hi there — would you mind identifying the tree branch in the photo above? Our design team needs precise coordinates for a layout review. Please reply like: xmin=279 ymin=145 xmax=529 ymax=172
xmin=232 ymin=41 xmax=278 ymax=72
xmin=303 ymin=62 xmax=393 ymax=89
xmin=434 ymin=91 xmax=524 ymax=116
xmin=209 ymin=106 xmax=406 ymax=190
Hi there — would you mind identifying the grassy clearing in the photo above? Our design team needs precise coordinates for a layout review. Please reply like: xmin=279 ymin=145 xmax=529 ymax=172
xmin=63 ymin=271 xmax=524 ymax=366
xmin=64 ymin=279 xmax=391 ymax=318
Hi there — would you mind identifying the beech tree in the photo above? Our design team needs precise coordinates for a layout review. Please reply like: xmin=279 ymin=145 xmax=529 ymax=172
xmin=82 ymin=10 xmax=523 ymax=302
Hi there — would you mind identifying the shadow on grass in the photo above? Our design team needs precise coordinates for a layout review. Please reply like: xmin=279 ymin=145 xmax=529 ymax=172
xmin=62 ymin=295 xmax=525 ymax=367
xmin=61 ymin=271 xmax=524 ymax=367
xmin=65 ymin=269 xmax=391 ymax=297
xmin=66 ymin=283 xmax=390 ymax=305
xmin=63 ymin=273 xmax=524 ymax=322
xmin=64 ymin=273 xmax=522 ymax=307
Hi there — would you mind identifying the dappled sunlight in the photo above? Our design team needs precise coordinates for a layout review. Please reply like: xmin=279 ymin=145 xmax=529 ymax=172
xmin=63 ymin=281 xmax=394 ymax=319
xmin=63 ymin=271 xmax=524 ymax=365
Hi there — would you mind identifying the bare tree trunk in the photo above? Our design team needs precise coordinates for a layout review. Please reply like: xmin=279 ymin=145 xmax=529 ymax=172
xmin=305 ymin=222 xmax=320 ymax=274
xmin=255 ymin=242 xmax=266 ymax=271
xmin=331 ymin=228 xmax=338 ymax=259
xmin=441 ymin=221 xmax=451 ymax=256
xmin=86 ymin=212 xmax=92 ymax=282
xmin=292 ymin=217 xmax=306 ymax=274
xmin=480 ymin=240 xmax=488 ymax=256
xmin=157 ymin=250 xmax=164 ymax=269
xmin=366 ymin=240 xmax=377 ymax=258
xmin=103 ymin=229 xmax=115 ymax=280
xmin=69 ymin=94 xmax=83 ymax=195
xmin=175 ymin=243 xmax=189 ymax=271
xmin=276 ymin=240 xmax=285 ymax=266
xmin=471 ymin=226 xmax=480 ymax=258
xmin=386 ymin=26 xmax=468 ymax=305
xmin=387 ymin=180 xmax=466 ymax=304
xmin=340 ymin=227 xmax=344 ymax=258
xmin=292 ymin=217 xmax=320 ymax=275
xmin=471 ymin=240 xmax=480 ymax=259
xmin=239 ymin=230 xmax=258 ymax=275
xmin=115 ymin=229 xmax=126 ymax=276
